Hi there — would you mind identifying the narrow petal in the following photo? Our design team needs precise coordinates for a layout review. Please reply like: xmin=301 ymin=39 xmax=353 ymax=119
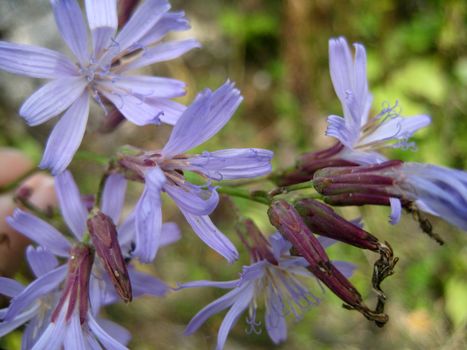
xmin=6 ymin=209 xmax=71 ymax=256
xmin=0 ymin=304 xmax=39 ymax=337
xmin=128 ymin=268 xmax=168 ymax=297
xmin=51 ymin=0 xmax=88 ymax=64
xmin=114 ymin=0 xmax=170 ymax=53
xmin=99 ymin=88 xmax=165 ymax=126
xmin=352 ymin=43 xmax=371 ymax=126
xmin=84 ymin=0 xmax=117 ymax=55
xmin=4 ymin=266 xmax=67 ymax=322
xmin=163 ymin=81 xmax=243 ymax=157
xmin=100 ymin=75 xmax=186 ymax=99
xmin=160 ymin=222 xmax=181 ymax=247
xmin=101 ymin=174 xmax=127 ymax=224
xmin=138 ymin=11 xmax=191 ymax=47
xmin=216 ymin=285 xmax=254 ymax=350
xmin=187 ymin=148 xmax=273 ymax=181
xmin=19 ymin=77 xmax=87 ymax=126
xmin=39 ymin=91 xmax=90 ymax=175
xmin=389 ymin=197 xmax=402 ymax=225
xmin=64 ymin=314 xmax=86 ymax=350
xmin=120 ymin=39 xmax=201 ymax=72
xmin=0 ymin=41 xmax=78 ymax=78
xmin=333 ymin=260 xmax=356 ymax=278
xmin=184 ymin=285 xmax=247 ymax=335
xmin=0 ymin=277 xmax=24 ymax=297
xmin=180 ymin=211 xmax=239 ymax=263
xmin=325 ymin=114 xmax=354 ymax=149
xmin=144 ymin=97 xmax=186 ymax=125
xmin=88 ymin=313 xmax=129 ymax=350
xmin=177 ymin=280 xmax=239 ymax=290
xmin=96 ymin=319 xmax=131 ymax=346
xmin=31 ymin=309 xmax=67 ymax=350
xmin=165 ymin=182 xmax=219 ymax=216
xmin=265 ymin=293 xmax=287 ymax=344
xmin=134 ymin=167 xmax=166 ymax=263
xmin=329 ymin=37 xmax=353 ymax=106
xmin=26 ymin=246 xmax=59 ymax=277
xmin=54 ymin=171 xmax=88 ymax=239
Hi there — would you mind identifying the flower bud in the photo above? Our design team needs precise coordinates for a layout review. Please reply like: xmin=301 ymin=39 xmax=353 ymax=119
xmin=87 ymin=209 xmax=132 ymax=303
xmin=294 ymin=198 xmax=380 ymax=251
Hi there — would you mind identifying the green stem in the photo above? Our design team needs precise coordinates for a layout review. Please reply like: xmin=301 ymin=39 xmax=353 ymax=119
xmin=269 ymin=180 xmax=315 ymax=196
xmin=217 ymin=186 xmax=270 ymax=205
xmin=74 ymin=150 xmax=109 ymax=165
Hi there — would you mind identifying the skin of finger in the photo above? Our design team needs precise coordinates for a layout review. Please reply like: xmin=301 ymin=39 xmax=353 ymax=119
xmin=0 ymin=148 xmax=34 ymax=187
xmin=0 ymin=173 xmax=57 ymax=277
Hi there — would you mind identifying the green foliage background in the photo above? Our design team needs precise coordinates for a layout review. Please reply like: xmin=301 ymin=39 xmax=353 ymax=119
xmin=0 ymin=0 xmax=466 ymax=349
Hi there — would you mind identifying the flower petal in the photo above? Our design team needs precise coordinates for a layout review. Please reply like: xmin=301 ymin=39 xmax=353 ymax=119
xmin=160 ymin=222 xmax=181 ymax=247
xmin=329 ymin=37 xmax=353 ymax=106
xmin=144 ymin=97 xmax=186 ymax=125
xmin=114 ymin=0 xmax=170 ymax=53
xmin=120 ymin=39 xmax=201 ymax=72
xmin=326 ymin=114 xmax=354 ymax=149
xmin=51 ymin=0 xmax=88 ymax=64
xmin=163 ymin=81 xmax=243 ymax=157
xmin=180 ymin=211 xmax=239 ymax=263
xmin=88 ymin=313 xmax=129 ymax=350
xmin=184 ymin=284 xmax=247 ymax=335
xmin=96 ymin=319 xmax=131 ymax=346
xmin=64 ymin=313 xmax=86 ymax=350
xmin=0 ymin=41 xmax=78 ymax=78
xmin=177 ymin=280 xmax=239 ymax=290
xmin=26 ymin=246 xmax=59 ymax=278
xmin=216 ymin=285 xmax=254 ymax=350
xmin=0 ymin=304 xmax=39 ymax=338
xmin=134 ymin=167 xmax=166 ymax=263
xmin=39 ymin=91 xmax=90 ymax=175
xmin=31 ymin=308 xmax=67 ymax=350
xmin=389 ymin=197 xmax=402 ymax=225
xmin=138 ymin=11 xmax=191 ymax=47
xmin=19 ymin=77 xmax=87 ymax=126
xmin=333 ymin=261 xmax=356 ymax=278
xmin=0 ymin=277 xmax=24 ymax=297
xmin=6 ymin=209 xmax=71 ymax=257
xmin=84 ymin=0 xmax=117 ymax=55
xmin=128 ymin=268 xmax=168 ymax=297
xmin=4 ymin=266 xmax=67 ymax=322
xmin=101 ymin=174 xmax=127 ymax=224
xmin=54 ymin=171 xmax=89 ymax=239
xmin=99 ymin=88 xmax=165 ymax=126
xmin=187 ymin=148 xmax=273 ymax=181
xmin=165 ymin=182 xmax=219 ymax=216
xmin=265 ymin=291 xmax=287 ymax=344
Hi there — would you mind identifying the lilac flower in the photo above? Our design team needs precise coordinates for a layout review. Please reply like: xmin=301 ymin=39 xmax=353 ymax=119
xmin=117 ymin=81 xmax=274 ymax=263
xmin=3 ymin=171 xmax=178 ymax=347
xmin=313 ymin=161 xmax=467 ymax=230
xmin=178 ymin=228 xmax=354 ymax=350
xmin=326 ymin=37 xmax=431 ymax=164
xmin=0 ymin=0 xmax=200 ymax=174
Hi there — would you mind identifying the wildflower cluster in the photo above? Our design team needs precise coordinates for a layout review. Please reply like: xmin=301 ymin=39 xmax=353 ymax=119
xmin=0 ymin=1 xmax=466 ymax=349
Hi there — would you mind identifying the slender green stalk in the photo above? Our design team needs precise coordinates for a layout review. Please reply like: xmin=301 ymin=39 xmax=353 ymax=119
xmin=217 ymin=186 xmax=270 ymax=205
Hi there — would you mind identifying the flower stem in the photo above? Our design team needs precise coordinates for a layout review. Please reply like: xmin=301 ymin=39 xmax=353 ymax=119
xmin=217 ymin=186 xmax=270 ymax=205
xmin=269 ymin=180 xmax=315 ymax=196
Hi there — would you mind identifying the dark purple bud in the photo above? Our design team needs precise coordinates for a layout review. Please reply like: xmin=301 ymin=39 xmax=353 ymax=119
xmin=268 ymin=200 xmax=363 ymax=307
xmin=236 ymin=219 xmax=277 ymax=264
xmin=52 ymin=244 xmax=94 ymax=324
xmin=87 ymin=209 xmax=132 ymax=303
xmin=294 ymin=198 xmax=380 ymax=251
xmin=323 ymin=193 xmax=392 ymax=206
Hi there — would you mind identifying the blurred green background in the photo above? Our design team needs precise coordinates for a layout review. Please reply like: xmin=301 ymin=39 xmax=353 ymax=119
xmin=1 ymin=0 xmax=466 ymax=349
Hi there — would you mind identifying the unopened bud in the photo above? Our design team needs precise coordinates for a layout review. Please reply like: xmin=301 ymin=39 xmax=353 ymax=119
xmin=87 ymin=209 xmax=132 ymax=303
xmin=236 ymin=218 xmax=277 ymax=264
xmin=294 ymin=198 xmax=380 ymax=251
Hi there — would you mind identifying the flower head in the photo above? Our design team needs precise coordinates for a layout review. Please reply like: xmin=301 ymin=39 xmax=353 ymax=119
xmin=117 ymin=81 xmax=274 ymax=263
xmin=0 ymin=0 xmax=200 ymax=174
xmin=326 ymin=37 xmax=431 ymax=164
xmin=313 ymin=161 xmax=467 ymax=231
xmin=178 ymin=219 xmax=354 ymax=350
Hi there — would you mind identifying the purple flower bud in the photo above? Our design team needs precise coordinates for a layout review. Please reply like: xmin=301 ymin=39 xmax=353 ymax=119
xmin=51 ymin=244 xmax=94 ymax=325
xmin=294 ymin=198 xmax=380 ymax=251
xmin=236 ymin=218 xmax=277 ymax=264
xmin=268 ymin=200 xmax=363 ymax=307
xmin=87 ymin=209 xmax=132 ymax=303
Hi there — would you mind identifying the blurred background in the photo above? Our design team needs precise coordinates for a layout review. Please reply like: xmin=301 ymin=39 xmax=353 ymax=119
xmin=0 ymin=0 xmax=466 ymax=349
